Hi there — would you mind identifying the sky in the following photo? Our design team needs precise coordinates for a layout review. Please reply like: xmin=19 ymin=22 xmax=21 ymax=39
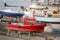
xmin=0 ymin=0 xmax=59 ymax=10
xmin=0 ymin=0 xmax=31 ymax=10
xmin=5 ymin=0 xmax=31 ymax=6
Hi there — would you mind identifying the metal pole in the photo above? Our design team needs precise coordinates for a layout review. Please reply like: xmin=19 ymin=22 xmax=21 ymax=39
xmin=58 ymin=0 xmax=60 ymax=14
xmin=4 ymin=0 xmax=6 ymax=9
xmin=48 ymin=0 xmax=49 ymax=5
xmin=28 ymin=31 xmax=31 ymax=40
xmin=17 ymin=16 xmax=20 ymax=23
xmin=7 ymin=29 xmax=10 ymax=36
xmin=54 ymin=0 xmax=56 ymax=4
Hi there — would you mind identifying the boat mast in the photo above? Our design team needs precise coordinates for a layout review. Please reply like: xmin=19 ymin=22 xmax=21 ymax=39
xmin=48 ymin=0 xmax=50 ymax=5
xmin=4 ymin=0 xmax=6 ymax=9
xmin=58 ymin=0 xmax=60 ymax=14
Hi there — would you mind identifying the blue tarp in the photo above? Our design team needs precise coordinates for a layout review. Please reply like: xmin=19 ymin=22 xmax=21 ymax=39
xmin=0 ymin=11 xmax=24 ymax=17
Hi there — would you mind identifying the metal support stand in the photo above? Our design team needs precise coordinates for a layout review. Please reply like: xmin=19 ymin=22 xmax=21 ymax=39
xmin=7 ymin=29 xmax=10 ymax=36
xmin=28 ymin=31 xmax=31 ymax=40
xmin=19 ymin=31 xmax=22 ymax=39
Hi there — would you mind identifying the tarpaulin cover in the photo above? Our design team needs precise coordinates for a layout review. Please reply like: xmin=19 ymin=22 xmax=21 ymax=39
xmin=0 ymin=11 xmax=24 ymax=17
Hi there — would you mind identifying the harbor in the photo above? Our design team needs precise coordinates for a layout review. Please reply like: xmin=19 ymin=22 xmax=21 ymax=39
xmin=0 ymin=0 xmax=60 ymax=40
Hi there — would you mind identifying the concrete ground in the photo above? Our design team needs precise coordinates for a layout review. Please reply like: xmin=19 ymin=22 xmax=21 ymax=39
xmin=0 ymin=24 xmax=60 ymax=40
xmin=0 ymin=34 xmax=46 ymax=40
xmin=0 ymin=34 xmax=60 ymax=40
xmin=0 ymin=30 xmax=60 ymax=40
xmin=0 ymin=35 xmax=24 ymax=40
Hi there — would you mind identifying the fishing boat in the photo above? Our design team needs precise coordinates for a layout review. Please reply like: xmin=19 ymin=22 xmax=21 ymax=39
xmin=0 ymin=10 xmax=45 ymax=34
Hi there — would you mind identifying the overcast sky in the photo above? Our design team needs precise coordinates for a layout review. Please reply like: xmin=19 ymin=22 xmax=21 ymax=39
xmin=5 ymin=0 xmax=31 ymax=6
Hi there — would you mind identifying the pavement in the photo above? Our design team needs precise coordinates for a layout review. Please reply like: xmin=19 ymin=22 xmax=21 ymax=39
xmin=0 ymin=34 xmax=60 ymax=40
xmin=0 ymin=24 xmax=60 ymax=40
xmin=0 ymin=35 xmax=24 ymax=40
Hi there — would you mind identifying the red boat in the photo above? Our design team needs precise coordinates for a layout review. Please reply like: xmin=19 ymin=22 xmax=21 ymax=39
xmin=6 ymin=17 xmax=45 ymax=33
xmin=0 ymin=10 xmax=45 ymax=40
xmin=0 ymin=10 xmax=45 ymax=36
